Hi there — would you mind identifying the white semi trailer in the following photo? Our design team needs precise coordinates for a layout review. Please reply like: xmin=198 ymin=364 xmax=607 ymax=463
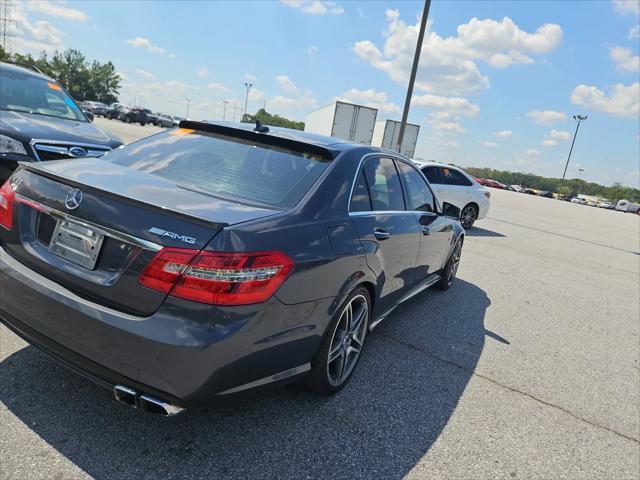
xmin=371 ymin=119 xmax=420 ymax=157
xmin=304 ymin=101 xmax=377 ymax=145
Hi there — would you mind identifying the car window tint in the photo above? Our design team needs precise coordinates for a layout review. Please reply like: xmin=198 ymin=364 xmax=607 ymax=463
xmin=361 ymin=157 xmax=405 ymax=211
xmin=396 ymin=161 xmax=435 ymax=213
xmin=441 ymin=167 xmax=472 ymax=186
xmin=422 ymin=166 xmax=443 ymax=184
xmin=350 ymin=169 xmax=372 ymax=212
xmin=104 ymin=130 xmax=332 ymax=210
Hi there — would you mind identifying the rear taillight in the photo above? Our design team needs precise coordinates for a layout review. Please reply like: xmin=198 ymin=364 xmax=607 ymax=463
xmin=0 ymin=178 xmax=16 ymax=230
xmin=139 ymin=248 xmax=293 ymax=305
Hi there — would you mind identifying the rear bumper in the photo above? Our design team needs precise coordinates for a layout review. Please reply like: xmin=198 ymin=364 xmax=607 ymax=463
xmin=0 ymin=245 xmax=332 ymax=409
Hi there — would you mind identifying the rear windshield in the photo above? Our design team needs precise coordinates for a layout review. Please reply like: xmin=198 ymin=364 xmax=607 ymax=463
xmin=102 ymin=129 xmax=332 ymax=209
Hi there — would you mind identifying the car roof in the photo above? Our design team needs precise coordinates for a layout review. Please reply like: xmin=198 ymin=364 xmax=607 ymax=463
xmin=0 ymin=61 xmax=54 ymax=82
xmin=195 ymin=120 xmax=377 ymax=152
xmin=412 ymin=160 xmax=466 ymax=171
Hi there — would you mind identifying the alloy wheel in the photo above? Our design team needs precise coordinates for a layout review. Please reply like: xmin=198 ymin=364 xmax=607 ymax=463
xmin=326 ymin=294 xmax=368 ymax=387
xmin=460 ymin=205 xmax=477 ymax=229
xmin=447 ymin=241 xmax=462 ymax=285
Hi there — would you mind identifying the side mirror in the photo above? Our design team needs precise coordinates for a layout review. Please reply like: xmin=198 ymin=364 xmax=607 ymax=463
xmin=442 ymin=201 xmax=461 ymax=219
xmin=83 ymin=110 xmax=94 ymax=122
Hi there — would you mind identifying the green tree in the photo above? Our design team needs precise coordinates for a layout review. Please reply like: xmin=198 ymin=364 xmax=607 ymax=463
xmin=242 ymin=108 xmax=305 ymax=130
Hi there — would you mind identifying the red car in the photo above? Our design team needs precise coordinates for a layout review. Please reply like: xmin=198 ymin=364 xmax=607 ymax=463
xmin=475 ymin=178 xmax=506 ymax=189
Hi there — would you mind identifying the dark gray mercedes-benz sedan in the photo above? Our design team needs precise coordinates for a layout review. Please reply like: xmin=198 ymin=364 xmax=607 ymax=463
xmin=0 ymin=121 xmax=464 ymax=415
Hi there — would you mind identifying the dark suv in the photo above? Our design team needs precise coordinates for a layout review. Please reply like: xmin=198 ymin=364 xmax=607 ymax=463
xmin=121 ymin=108 xmax=155 ymax=126
xmin=0 ymin=62 xmax=123 ymax=183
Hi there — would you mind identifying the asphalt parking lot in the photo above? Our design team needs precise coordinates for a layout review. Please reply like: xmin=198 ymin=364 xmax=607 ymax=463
xmin=1 ymin=122 xmax=639 ymax=479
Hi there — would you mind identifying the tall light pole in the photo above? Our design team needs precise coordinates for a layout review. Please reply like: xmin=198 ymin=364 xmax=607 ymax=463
xmin=577 ymin=167 xmax=584 ymax=180
xmin=185 ymin=98 xmax=192 ymax=119
xmin=396 ymin=0 xmax=431 ymax=153
xmin=243 ymin=82 xmax=253 ymax=120
xmin=222 ymin=100 xmax=229 ymax=121
xmin=562 ymin=114 xmax=587 ymax=180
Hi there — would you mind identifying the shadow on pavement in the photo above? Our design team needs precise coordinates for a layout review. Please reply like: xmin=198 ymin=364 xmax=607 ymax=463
xmin=465 ymin=227 xmax=506 ymax=238
xmin=0 ymin=279 xmax=491 ymax=479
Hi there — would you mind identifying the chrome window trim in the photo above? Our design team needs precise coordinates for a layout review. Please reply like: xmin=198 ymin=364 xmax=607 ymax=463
xmin=14 ymin=193 xmax=163 ymax=252
xmin=348 ymin=152 xmax=441 ymax=216
xmin=29 ymin=138 xmax=111 ymax=162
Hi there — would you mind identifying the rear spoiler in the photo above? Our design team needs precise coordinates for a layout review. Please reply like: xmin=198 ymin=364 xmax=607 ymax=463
xmin=179 ymin=120 xmax=337 ymax=161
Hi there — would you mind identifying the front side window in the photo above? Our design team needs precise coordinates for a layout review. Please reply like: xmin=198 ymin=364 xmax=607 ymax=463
xmin=104 ymin=130 xmax=331 ymax=209
xmin=396 ymin=161 xmax=435 ymax=213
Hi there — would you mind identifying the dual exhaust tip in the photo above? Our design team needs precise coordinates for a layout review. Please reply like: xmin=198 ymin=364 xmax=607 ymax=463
xmin=113 ymin=385 xmax=184 ymax=416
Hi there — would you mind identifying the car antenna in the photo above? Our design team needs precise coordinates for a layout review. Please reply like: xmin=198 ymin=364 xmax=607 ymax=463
xmin=254 ymin=120 xmax=269 ymax=133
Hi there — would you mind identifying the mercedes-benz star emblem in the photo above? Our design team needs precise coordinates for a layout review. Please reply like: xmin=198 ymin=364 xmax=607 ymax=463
xmin=65 ymin=188 xmax=83 ymax=210
xmin=68 ymin=147 xmax=88 ymax=157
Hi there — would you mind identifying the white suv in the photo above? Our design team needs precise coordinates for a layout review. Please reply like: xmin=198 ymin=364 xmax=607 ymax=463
xmin=414 ymin=161 xmax=490 ymax=229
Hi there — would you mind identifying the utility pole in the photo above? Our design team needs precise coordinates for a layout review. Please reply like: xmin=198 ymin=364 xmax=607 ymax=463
xmin=185 ymin=98 xmax=192 ymax=119
xmin=562 ymin=114 xmax=587 ymax=180
xmin=232 ymin=101 xmax=242 ymax=122
xmin=577 ymin=168 xmax=584 ymax=180
xmin=243 ymin=82 xmax=253 ymax=119
xmin=396 ymin=0 xmax=431 ymax=153
xmin=222 ymin=100 xmax=229 ymax=121
xmin=0 ymin=0 xmax=15 ymax=52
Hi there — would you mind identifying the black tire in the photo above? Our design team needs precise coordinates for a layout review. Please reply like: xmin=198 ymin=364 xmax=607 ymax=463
xmin=124 ymin=116 xmax=131 ymax=123
xmin=436 ymin=239 xmax=463 ymax=291
xmin=140 ymin=122 xmax=146 ymax=126
xmin=460 ymin=203 xmax=478 ymax=230
xmin=303 ymin=287 xmax=371 ymax=394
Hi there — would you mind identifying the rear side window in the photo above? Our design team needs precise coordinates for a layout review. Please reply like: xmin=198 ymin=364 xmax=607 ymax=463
xmin=103 ymin=130 xmax=331 ymax=209
xmin=355 ymin=157 xmax=405 ymax=211
xmin=423 ymin=166 xmax=444 ymax=184
xmin=441 ymin=167 xmax=472 ymax=186
xmin=350 ymin=170 xmax=372 ymax=212
xmin=396 ymin=161 xmax=435 ymax=213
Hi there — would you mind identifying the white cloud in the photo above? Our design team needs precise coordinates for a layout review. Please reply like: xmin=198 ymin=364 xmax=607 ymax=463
xmin=26 ymin=1 xmax=88 ymax=21
xmin=437 ymin=122 xmax=466 ymax=134
xmin=337 ymin=88 xmax=401 ymax=115
xmin=412 ymin=94 xmax=480 ymax=118
xmin=281 ymin=1 xmax=344 ymax=15
xmin=126 ymin=37 xmax=166 ymax=54
xmin=527 ymin=148 xmax=540 ymax=157
xmin=249 ymin=88 xmax=265 ymax=102
xmin=548 ymin=129 xmax=571 ymax=141
xmin=10 ymin=4 xmax=64 ymax=53
xmin=479 ymin=140 xmax=498 ymax=148
xmin=307 ymin=45 xmax=318 ymax=55
xmin=276 ymin=75 xmax=299 ymax=94
xmin=570 ymin=82 xmax=640 ymax=118
xmin=541 ymin=139 xmax=557 ymax=147
xmin=244 ymin=73 xmax=257 ymax=82
xmin=612 ymin=0 xmax=640 ymax=15
xmin=431 ymin=138 xmax=460 ymax=148
xmin=494 ymin=130 xmax=512 ymax=137
xmin=630 ymin=25 xmax=640 ymax=39
xmin=197 ymin=67 xmax=209 ymax=77
xmin=209 ymin=82 xmax=230 ymax=94
xmin=270 ymin=93 xmax=317 ymax=112
xmin=135 ymin=68 xmax=155 ymax=80
xmin=353 ymin=11 xmax=562 ymax=96
xmin=610 ymin=46 xmax=640 ymax=72
xmin=526 ymin=109 xmax=567 ymax=125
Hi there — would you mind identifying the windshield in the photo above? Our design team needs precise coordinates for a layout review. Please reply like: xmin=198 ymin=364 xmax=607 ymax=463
xmin=103 ymin=129 xmax=332 ymax=209
xmin=0 ymin=69 xmax=87 ymax=122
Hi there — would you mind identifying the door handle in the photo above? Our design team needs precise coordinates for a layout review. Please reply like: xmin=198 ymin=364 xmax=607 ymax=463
xmin=421 ymin=226 xmax=430 ymax=236
xmin=374 ymin=229 xmax=391 ymax=241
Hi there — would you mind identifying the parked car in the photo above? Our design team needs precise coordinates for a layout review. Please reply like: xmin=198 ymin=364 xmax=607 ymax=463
xmin=570 ymin=197 xmax=586 ymax=204
xmin=156 ymin=114 xmax=176 ymax=128
xmin=615 ymin=199 xmax=640 ymax=213
xmin=0 ymin=121 xmax=465 ymax=414
xmin=172 ymin=115 xmax=184 ymax=126
xmin=415 ymin=161 xmax=490 ymax=229
xmin=0 ymin=62 xmax=123 ymax=183
xmin=79 ymin=101 xmax=108 ymax=117
xmin=522 ymin=188 xmax=538 ymax=195
xmin=537 ymin=190 xmax=553 ymax=198
xmin=120 ymin=107 xmax=154 ymax=126
xmin=105 ymin=103 xmax=128 ymax=120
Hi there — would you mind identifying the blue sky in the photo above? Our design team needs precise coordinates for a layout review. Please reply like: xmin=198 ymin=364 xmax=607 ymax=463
xmin=8 ymin=0 xmax=640 ymax=187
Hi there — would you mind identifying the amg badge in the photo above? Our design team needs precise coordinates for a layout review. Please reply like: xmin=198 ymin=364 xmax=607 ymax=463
xmin=148 ymin=227 xmax=197 ymax=244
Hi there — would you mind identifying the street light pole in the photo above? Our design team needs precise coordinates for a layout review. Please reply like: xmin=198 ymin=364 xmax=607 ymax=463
xmin=222 ymin=100 xmax=229 ymax=121
xmin=577 ymin=168 xmax=584 ymax=180
xmin=243 ymin=82 xmax=253 ymax=120
xmin=396 ymin=0 xmax=431 ymax=154
xmin=562 ymin=114 xmax=587 ymax=180
xmin=185 ymin=98 xmax=192 ymax=119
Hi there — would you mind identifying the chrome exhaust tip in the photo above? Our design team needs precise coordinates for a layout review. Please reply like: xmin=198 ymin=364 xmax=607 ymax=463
xmin=113 ymin=385 xmax=184 ymax=416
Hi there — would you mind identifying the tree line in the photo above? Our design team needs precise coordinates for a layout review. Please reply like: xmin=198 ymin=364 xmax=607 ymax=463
xmin=464 ymin=166 xmax=640 ymax=203
xmin=0 ymin=46 xmax=121 ymax=104
xmin=242 ymin=108 xmax=305 ymax=131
